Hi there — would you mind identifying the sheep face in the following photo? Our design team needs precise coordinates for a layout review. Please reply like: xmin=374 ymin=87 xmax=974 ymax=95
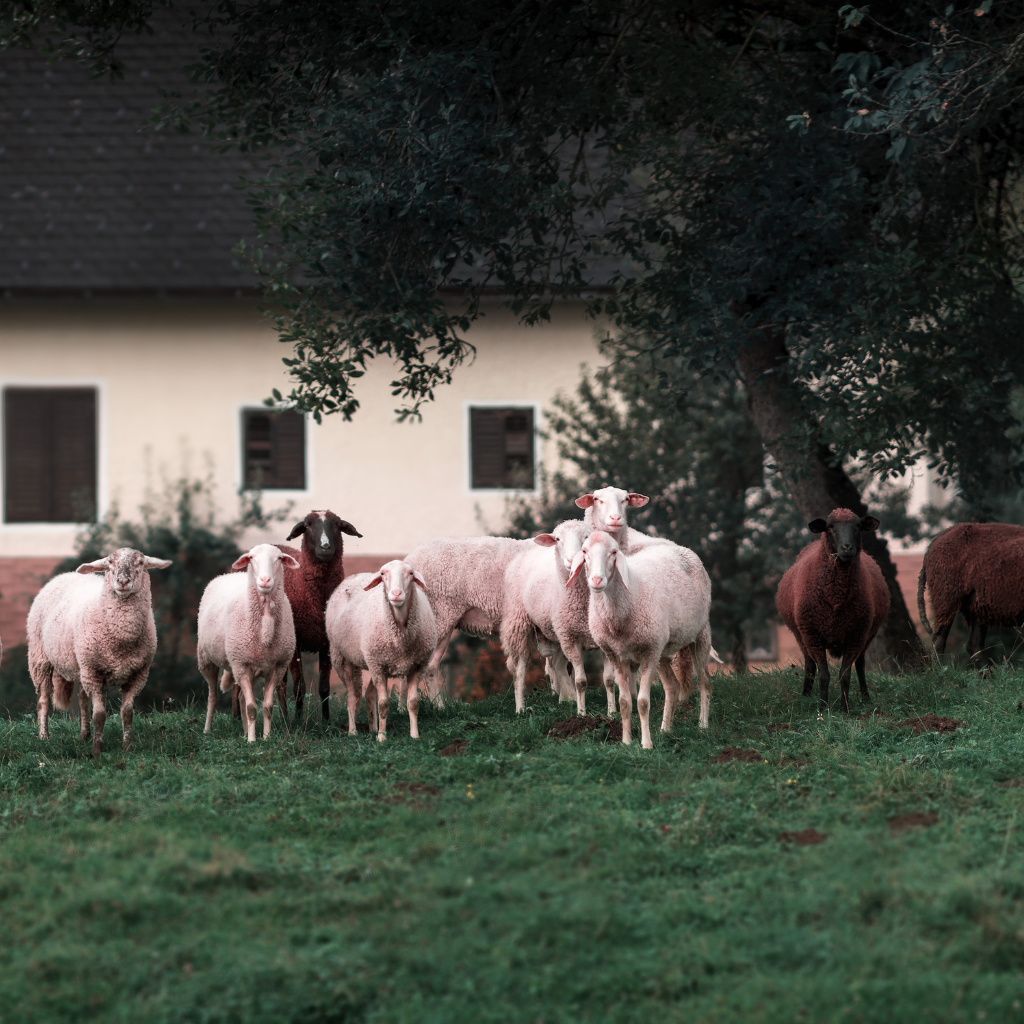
xmin=232 ymin=543 xmax=300 ymax=595
xmin=76 ymin=547 xmax=172 ymax=598
xmin=533 ymin=520 xmax=585 ymax=572
xmin=574 ymin=486 xmax=649 ymax=533
xmin=286 ymin=509 xmax=363 ymax=563
xmin=567 ymin=532 xmax=630 ymax=593
xmin=808 ymin=510 xmax=881 ymax=566
xmin=364 ymin=560 xmax=427 ymax=609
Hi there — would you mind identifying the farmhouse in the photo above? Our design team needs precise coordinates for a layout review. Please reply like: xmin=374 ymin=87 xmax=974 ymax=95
xmin=0 ymin=21 xmax=929 ymax=670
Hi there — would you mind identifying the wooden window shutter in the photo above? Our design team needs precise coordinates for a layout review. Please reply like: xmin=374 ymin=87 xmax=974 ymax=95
xmin=4 ymin=388 xmax=96 ymax=523
xmin=470 ymin=406 xmax=535 ymax=489
xmin=243 ymin=408 xmax=305 ymax=489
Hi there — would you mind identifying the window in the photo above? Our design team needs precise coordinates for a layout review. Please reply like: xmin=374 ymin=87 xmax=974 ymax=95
xmin=745 ymin=624 xmax=778 ymax=662
xmin=242 ymin=408 xmax=306 ymax=489
xmin=4 ymin=387 xmax=97 ymax=523
xmin=469 ymin=406 xmax=535 ymax=489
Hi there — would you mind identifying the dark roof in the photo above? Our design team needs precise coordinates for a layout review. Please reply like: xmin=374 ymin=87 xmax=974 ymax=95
xmin=0 ymin=18 xmax=258 ymax=293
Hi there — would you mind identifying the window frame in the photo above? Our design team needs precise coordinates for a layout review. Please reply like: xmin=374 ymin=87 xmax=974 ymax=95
xmin=236 ymin=402 xmax=311 ymax=495
xmin=463 ymin=400 xmax=542 ymax=496
xmin=0 ymin=378 xmax=106 ymax=530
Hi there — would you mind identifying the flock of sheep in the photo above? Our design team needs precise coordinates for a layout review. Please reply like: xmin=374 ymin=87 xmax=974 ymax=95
xmin=19 ymin=484 xmax=1020 ymax=756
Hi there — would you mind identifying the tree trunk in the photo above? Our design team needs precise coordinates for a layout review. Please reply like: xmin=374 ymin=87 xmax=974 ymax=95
xmin=736 ymin=326 xmax=927 ymax=671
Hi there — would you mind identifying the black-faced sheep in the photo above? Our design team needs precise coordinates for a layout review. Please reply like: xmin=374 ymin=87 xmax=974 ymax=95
xmin=244 ymin=509 xmax=361 ymax=721
xmin=776 ymin=509 xmax=889 ymax=713
xmin=917 ymin=522 xmax=1024 ymax=668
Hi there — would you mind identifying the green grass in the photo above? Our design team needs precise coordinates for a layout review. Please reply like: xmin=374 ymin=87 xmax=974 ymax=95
xmin=2 ymin=667 xmax=1024 ymax=1023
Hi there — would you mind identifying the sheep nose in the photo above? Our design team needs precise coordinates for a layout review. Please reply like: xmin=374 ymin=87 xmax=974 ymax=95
xmin=590 ymin=574 xmax=604 ymax=588
xmin=389 ymin=589 xmax=403 ymax=602
xmin=607 ymin=515 xmax=622 ymax=526
xmin=258 ymin=575 xmax=272 ymax=588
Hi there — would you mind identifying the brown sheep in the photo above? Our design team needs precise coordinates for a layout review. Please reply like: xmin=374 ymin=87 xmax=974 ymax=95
xmin=776 ymin=509 xmax=890 ymax=713
xmin=917 ymin=522 xmax=1024 ymax=668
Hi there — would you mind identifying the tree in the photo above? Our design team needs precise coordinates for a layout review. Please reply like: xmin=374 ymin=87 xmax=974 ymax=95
xmin=8 ymin=1 xmax=1024 ymax=666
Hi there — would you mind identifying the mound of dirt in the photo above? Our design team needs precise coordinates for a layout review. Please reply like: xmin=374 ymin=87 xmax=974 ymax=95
xmin=376 ymin=782 xmax=440 ymax=807
xmin=778 ymin=827 xmax=827 ymax=846
xmin=437 ymin=739 xmax=467 ymax=757
xmin=894 ymin=714 xmax=964 ymax=734
xmin=711 ymin=747 xmax=763 ymax=764
xmin=547 ymin=716 xmax=623 ymax=742
xmin=766 ymin=722 xmax=797 ymax=734
xmin=999 ymin=779 xmax=1024 ymax=789
xmin=888 ymin=811 xmax=939 ymax=833
xmin=393 ymin=782 xmax=440 ymax=797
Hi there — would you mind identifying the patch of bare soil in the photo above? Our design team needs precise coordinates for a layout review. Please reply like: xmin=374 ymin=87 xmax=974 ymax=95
xmin=766 ymin=722 xmax=797 ymax=734
xmin=998 ymin=779 xmax=1024 ymax=789
xmin=547 ymin=716 xmax=623 ymax=742
xmin=894 ymin=714 xmax=964 ymax=734
xmin=437 ymin=739 xmax=467 ymax=757
xmin=375 ymin=782 xmax=440 ymax=807
xmin=778 ymin=828 xmax=828 ymax=846
xmin=394 ymin=782 xmax=440 ymax=797
xmin=888 ymin=812 xmax=939 ymax=833
xmin=711 ymin=747 xmax=763 ymax=764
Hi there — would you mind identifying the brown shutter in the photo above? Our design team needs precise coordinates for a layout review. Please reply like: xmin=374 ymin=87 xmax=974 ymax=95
xmin=4 ymin=388 xmax=96 ymax=523
xmin=271 ymin=411 xmax=305 ymax=489
xmin=243 ymin=408 xmax=305 ymax=489
xmin=470 ymin=406 xmax=535 ymax=489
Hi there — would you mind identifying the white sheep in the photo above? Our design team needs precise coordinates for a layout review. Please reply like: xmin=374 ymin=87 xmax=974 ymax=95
xmin=567 ymin=530 xmax=713 ymax=748
xmin=326 ymin=559 xmax=437 ymax=741
xmin=501 ymin=520 xmax=595 ymax=713
xmin=404 ymin=535 xmax=531 ymax=700
xmin=198 ymin=543 xmax=299 ymax=742
xmin=27 ymin=547 xmax=172 ymax=755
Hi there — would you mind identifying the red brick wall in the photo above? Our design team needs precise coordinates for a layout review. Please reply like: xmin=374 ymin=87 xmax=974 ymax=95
xmin=0 ymin=557 xmax=63 ymax=647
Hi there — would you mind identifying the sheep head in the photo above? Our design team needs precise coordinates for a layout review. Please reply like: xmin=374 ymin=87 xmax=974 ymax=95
xmin=808 ymin=509 xmax=880 ymax=566
xmin=286 ymin=509 xmax=362 ymax=563
xmin=76 ymin=547 xmax=172 ymax=599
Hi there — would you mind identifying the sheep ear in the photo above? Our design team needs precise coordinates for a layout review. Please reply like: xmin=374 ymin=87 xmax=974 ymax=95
xmin=808 ymin=519 xmax=828 ymax=534
xmin=76 ymin=557 xmax=109 ymax=575
xmin=859 ymin=516 xmax=880 ymax=533
xmin=231 ymin=554 xmax=252 ymax=570
xmin=614 ymin=553 xmax=631 ymax=592
xmin=574 ymin=494 xmax=595 ymax=509
xmin=565 ymin=550 xmax=586 ymax=588
xmin=281 ymin=553 xmax=301 ymax=570
xmin=363 ymin=573 xmax=383 ymax=591
xmin=338 ymin=519 xmax=362 ymax=537
xmin=627 ymin=493 xmax=649 ymax=507
xmin=412 ymin=570 xmax=428 ymax=590
xmin=286 ymin=522 xmax=306 ymax=541
xmin=533 ymin=533 xmax=557 ymax=547
xmin=144 ymin=557 xmax=172 ymax=571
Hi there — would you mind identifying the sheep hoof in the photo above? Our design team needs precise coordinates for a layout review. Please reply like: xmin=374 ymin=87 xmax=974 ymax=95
xmin=376 ymin=733 xmax=386 ymax=743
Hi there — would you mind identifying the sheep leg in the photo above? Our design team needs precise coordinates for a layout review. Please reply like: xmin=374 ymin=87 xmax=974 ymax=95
xmin=511 ymin=655 xmax=529 ymax=714
xmin=289 ymin=651 xmax=305 ymax=718
xmin=318 ymin=648 xmax=332 ymax=722
xmin=693 ymin=624 xmax=713 ymax=730
xmin=809 ymin=648 xmax=830 ymax=714
xmin=79 ymin=681 xmax=90 ymax=741
xmin=422 ymin=627 xmax=455 ymax=704
xmin=568 ymin=643 xmax=588 ymax=715
xmin=932 ymin=618 xmax=954 ymax=657
xmin=658 ymin=656 xmax=678 ymax=733
xmin=610 ymin=657 xmax=632 ymax=745
xmin=637 ymin=658 xmax=660 ymax=749
xmin=118 ymin=668 xmax=149 ymax=751
xmin=35 ymin=666 xmax=52 ymax=742
xmin=855 ymin=654 xmax=870 ymax=701
xmin=236 ymin=671 xmax=258 ymax=742
xmin=406 ymin=671 xmax=422 ymax=739
xmin=232 ymin=683 xmax=241 ymax=720
xmin=602 ymin=656 xmax=616 ymax=715
xmin=200 ymin=663 xmax=220 ymax=734
xmin=81 ymin=674 xmax=107 ymax=756
xmin=837 ymin=654 xmax=856 ymax=714
xmin=368 ymin=674 xmax=389 ymax=742
xmin=801 ymin=651 xmax=816 ymax=696
xmin=262 ymin=669 xmax=283 ymax=740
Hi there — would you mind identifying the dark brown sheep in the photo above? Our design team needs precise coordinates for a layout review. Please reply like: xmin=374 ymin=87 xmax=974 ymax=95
xmin=231 ymin=509 xmax=361 ymax=721
xmin=917 ymin=522 xmax=1024 ymax=668
xmin=776 ymin=509 xmax=890 ymax=713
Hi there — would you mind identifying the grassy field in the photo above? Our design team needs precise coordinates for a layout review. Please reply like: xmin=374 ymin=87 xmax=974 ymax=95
xmin=1 ymin=666 xmax=1024 ymax=1023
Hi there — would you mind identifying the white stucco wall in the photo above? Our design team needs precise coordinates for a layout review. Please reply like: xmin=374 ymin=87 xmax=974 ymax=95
xmin=0 ymin=298 xmax=604 ymax=558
